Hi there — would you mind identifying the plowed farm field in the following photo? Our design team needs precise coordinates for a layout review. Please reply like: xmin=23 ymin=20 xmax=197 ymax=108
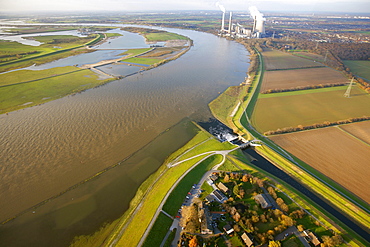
xmin=262 ymin=49 xmax=323 ymax=71
xmin=261 ymin=67 xmax=348 ymax=92
xmin=270 ymin=126 xmax=370 ymax=203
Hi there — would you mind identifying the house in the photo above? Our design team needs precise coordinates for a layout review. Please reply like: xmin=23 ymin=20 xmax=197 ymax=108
xmin=198 ymin=202 xmax=213 ymax=235
xmin=241 ymin=232 xmax=254 ymax=247
xmin=205 ymin=194 xmax=215 ymax=203
xmin=217 ymin=182 xmax=230 ymax=194
xmin=254 ymin=194 xmax=272 ymax=209
xmin=303 ymin=230 xmax=321 ymax=246
xmin=210 ymin=173 xmax=219 ymax=181
xmin=210 ymin=189 xmax=228 ymax=203
xmin=223 ymin=224 xmax=234 ymax=235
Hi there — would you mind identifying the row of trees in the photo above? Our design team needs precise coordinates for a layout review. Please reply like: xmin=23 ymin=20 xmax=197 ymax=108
xmin=261 ymin=83 xmax=347 ymax=94
xmin=264 ymin=116 xmax=370 ymax=136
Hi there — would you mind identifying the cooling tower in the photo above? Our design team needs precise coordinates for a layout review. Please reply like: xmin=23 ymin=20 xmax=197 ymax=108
xmin=255 ymin=19 xmax=265 ymax=34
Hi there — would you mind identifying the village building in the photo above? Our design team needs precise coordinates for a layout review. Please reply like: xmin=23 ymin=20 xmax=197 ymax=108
xmin=197 ymin=202 xmax=213 ymax=235
xmin=303 ymin=230 xmax=321 ymax=246
xmin=217 ymin=182 xmax=230 ymax=194
xmin=241 ymin=232 xmax=254 ymax=247
xmin=254 ymin=194 xmax=272 ymax=209
xmin=210 ymin=189 xmax=228 ymax=203
xmin=223 ymin=224 xmax=234 ymax=235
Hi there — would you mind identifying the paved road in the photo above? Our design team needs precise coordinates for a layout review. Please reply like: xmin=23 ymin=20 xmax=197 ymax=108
xmin=138 ymin=142 xmax=238 ymax=247
xmin=275 ymin=226 xmax=310 ymax=247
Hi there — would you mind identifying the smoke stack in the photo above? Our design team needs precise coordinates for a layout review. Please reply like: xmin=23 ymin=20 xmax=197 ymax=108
xmin=221 ymin=12 xmax=225 ymax=31
xmin=229 ymin=12 xmax=232 ymax=33
xmin=252 ymin=16 xmax=257 ymax=33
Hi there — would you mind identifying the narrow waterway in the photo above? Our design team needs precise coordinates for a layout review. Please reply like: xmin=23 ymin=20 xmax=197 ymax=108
xmin=0 ymin=26 xmax=250 ymax=246
xmin=243 ymin=149 xmax=370 ymax=242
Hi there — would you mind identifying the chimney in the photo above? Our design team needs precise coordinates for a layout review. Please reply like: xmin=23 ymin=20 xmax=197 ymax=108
xmin=252 ymin=16 xmax=257 ymax=33
xmin=229 ymin=12 xmax=233 ymax=33
xmin=221 ymin=12 xmax=225 ymax=31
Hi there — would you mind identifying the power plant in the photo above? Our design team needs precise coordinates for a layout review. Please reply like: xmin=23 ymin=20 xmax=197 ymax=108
xmin=217 ymin=5 xmax=266 ymax=39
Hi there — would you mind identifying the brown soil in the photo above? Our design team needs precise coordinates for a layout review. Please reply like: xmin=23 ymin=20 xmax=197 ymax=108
xmin=270 ymin=127 xmax=370 ymax=204
xmin=261 ymin=67 xmax=348 ymax=92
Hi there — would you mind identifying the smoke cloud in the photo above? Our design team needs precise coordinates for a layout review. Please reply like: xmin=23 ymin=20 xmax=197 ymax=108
xmin=216 ymin=2 xmax=226 ymax=13
xmin=249 ymin=6 xmax=265 ymax=20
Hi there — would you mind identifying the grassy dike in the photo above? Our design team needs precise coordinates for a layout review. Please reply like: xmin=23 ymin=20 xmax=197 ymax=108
xmin=102 ymin=129 xmax=234 ymax=247
xmin=209 ymin=47 xmax=369 ymax=245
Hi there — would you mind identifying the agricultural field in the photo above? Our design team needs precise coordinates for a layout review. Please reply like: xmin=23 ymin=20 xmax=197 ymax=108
xmin=261 ymin=67 xmax=348 ymax=92
xmin=252 ymin=86 xmax=370 ymax=133
xmin=262 ymin=49 xmax=323 ymax=71
xmin=343 ymin=60 xmax=370 ymax=81
xmin=270 ymin=126 xmax=370 ymax=203
xmin=338 ymin=121 xmax=370 ymax=144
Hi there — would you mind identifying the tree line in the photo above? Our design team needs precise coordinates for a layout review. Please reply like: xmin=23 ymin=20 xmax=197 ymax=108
xmin=261 ymin=83 xmax=347 ymax=94
xmin=264 ymin=116 xmax=370 ymax=136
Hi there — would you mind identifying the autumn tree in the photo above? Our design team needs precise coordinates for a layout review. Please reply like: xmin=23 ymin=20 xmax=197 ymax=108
xmin=268 ymin=240 xmax=281 ymax=247
xmin=224 ymin=174 xmax=230 ymax=183
xmin=267 ymin=187 xmax=278 ymax=199
xmin=281 ymin=215 xmax=295 ymax=227
xmin=180 ymin=205 xmax=199 ymax=233
xmin=188 ymin=236 xmax=198 ymax=247
xmin=242 ymin=174 xmax=249 ymax=182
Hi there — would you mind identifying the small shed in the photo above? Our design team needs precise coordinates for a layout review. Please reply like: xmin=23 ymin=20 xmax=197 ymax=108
xmin=241 ymin=232 xmax=254 ymax=247
xmin=223 ymin=224 xmax=234 ymax=235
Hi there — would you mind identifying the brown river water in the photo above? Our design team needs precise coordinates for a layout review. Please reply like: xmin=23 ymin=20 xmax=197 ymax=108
xmin=0 ymin=26 xmax=249 ymax=246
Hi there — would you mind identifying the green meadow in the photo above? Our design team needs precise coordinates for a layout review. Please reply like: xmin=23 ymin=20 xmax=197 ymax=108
xmin=343 ymin=60 xmax=370 ymax=81
xmin=145 ymin=32 xmax=189 ymax=41
xmin=0 ymin=66 xmax=113 ymax=114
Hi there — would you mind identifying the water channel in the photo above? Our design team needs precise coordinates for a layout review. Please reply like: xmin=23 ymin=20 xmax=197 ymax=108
xmin=0 ymin=26 xmax=250 ymax=246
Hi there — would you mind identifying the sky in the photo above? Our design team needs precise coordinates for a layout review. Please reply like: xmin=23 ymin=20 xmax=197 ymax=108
xmin=1 ymin=0 xmax=369 ymax=13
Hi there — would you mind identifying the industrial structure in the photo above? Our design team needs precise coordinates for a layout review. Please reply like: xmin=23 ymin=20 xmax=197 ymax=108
xmin=218 ymin=6 xmax=266 ymax=39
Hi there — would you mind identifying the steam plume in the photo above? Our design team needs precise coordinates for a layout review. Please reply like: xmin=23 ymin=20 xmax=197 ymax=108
xmin=216 ymin=2 xmax=226 ymax=13
xmin=249 ymin=6 xmax=265 ymax=20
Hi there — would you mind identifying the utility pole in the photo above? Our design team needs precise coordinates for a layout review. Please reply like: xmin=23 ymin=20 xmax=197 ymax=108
xmin=344 ymin=77 xmax=354 ymax=98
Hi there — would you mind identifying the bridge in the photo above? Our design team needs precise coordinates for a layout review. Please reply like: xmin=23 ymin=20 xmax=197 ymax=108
xmin=239 ymin=139 xmax=262 ymax=149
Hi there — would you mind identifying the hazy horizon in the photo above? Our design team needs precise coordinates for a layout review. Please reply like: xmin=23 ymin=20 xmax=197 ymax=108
xmin=1 ymin=0 xmax=369 ymax=14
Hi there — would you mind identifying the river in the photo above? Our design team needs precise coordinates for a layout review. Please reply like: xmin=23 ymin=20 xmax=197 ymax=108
xmin=0 ymin=26 xmax=250 ymax=246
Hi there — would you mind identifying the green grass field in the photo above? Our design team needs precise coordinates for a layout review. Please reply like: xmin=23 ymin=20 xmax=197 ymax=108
xmin=343 ymin=60 xmax=370 ymax=81
xmin=0 ymin=66 xmax=80 ymax=87
xmin=0 ymin=35 xmax=96 ymax=63
xmin=0 ymin=66 xmax=113 ymax=114
xmin=122 ymin=57 xmax=161 ymax=65
xmin=120 ymin=48 xmax=152 ymax=57
xmin=252 ymin=86 xmax=370 ymax=133
xmin=145 ymin=32 xmax=189 ymax=41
